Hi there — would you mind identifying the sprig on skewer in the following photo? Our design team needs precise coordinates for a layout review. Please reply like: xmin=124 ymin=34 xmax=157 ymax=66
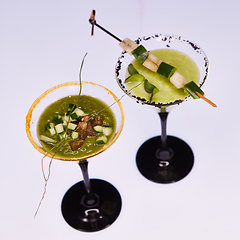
xmin=89 ymin=10 xmax=217 ymax=108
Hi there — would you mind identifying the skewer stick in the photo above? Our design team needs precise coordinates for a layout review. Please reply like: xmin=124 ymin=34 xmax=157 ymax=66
xmin=195 ymin=91 xmax=217 ymax=107
xmin=89 ymin=10 xmax=95 ymax=36
xmin=89 ymin=10 xmax=122 ymax=42
xmin=89 ymin=10 xmax=217 ymax=108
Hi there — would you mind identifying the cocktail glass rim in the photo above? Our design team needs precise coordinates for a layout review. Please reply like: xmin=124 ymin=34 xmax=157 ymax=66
xmin=26 ymin=81 xmax=124 ymax=161
xmin=115 ymin=33 xmax=209 ymax=109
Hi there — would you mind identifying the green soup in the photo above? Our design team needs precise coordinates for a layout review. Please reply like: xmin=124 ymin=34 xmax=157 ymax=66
xmin=126 ymin=49 xmax=199 ymax=104
xmin=37 ymin=95 xmax=116 ymax=159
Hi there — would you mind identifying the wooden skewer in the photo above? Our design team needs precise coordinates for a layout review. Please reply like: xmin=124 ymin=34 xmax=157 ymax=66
xmin=195 ymin=91 xmax=217 ymax=107
xmin=89 ymin=10 xmax=217 ymax=108
xmin=89 ymin=10 xmax=122 ymax=42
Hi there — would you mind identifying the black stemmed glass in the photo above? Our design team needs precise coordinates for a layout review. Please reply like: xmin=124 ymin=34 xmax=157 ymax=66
xmin=115 ymin=34 xmax=208 ymax=183
xmin=26 ymin=81 xmax=124 ymax=231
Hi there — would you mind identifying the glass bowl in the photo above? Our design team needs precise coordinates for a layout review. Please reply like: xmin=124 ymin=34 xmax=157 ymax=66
xmin=26 ymin=81 xmax=124 ymax=161
xmin=115 ymin=33 xmax=209 ymax=109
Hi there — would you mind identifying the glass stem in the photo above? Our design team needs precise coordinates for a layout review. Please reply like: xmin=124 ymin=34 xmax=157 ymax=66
xmin=158 ymin=110 xmax=169 ymax=151
xmin=78 ymin=160 xmax=99 ymax=208
xmin=78 ymin=160 xmax=91 ymax=194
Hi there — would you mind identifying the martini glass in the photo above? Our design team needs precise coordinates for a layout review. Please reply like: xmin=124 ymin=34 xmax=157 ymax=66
xmin=26 ymin=81 xmax=124 ymax=231
xmin=116 ymin=34 xmax=208 ymax=183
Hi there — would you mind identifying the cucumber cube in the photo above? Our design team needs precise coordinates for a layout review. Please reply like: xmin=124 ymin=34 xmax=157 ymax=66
xmin=157 ymin=62 xmax=176 ymax=78
xmin=93 ymin=125 xmax=103 ymax=132
xmin=55 ymin=123 xmax=64 ymax=134
xmin=67 ymin=122 xmax=77 ymax=131
xmin=49 ymin=127 xmax=56 ymax=135
xmin=102 ymin=126 xmax=113 ymax=136
xmin=96 ymin=135 xmax=107 ymax=145
xmin=131 ymin=45 xmax=149 ymax=65
xmin=40 ymin=135 xmax=57 ymax=144
xmin=73 ymin=108 xmax=87 ymax=117
xmin=71 ymin=131 xmax=79 ymax=140
xmin=58 ymin=132 xmax=67 ymax=140
xmin=183 ymin=81 xmax=204 ymax=99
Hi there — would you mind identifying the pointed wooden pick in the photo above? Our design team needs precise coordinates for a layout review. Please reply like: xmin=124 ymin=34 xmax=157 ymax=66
xmin=195 ymin=91 xmax=217 ymax=107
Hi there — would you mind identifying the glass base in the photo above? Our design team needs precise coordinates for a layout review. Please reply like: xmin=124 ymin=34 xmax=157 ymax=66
xmin=136 ymin=136 xmax=194 ymax=183
xmin=61 ymin=179 xmax=122 ymax=232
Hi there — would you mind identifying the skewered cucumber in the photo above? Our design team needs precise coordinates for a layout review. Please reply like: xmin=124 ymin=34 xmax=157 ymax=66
xmin=119 ymin=37 xmax=204 ymax=97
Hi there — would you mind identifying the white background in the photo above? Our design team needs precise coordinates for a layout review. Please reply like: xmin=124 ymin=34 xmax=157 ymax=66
xmin=1 ymin=0 xmax=239 ymax=239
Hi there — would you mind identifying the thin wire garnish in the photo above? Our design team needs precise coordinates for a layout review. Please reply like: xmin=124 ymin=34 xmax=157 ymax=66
xmin=34 ymin=139 xmax=68 ymax=218
xmin=79 ymin=53 xmax=88 ymax=95
xmin=34 ymin=155 xmax=53 ymax=218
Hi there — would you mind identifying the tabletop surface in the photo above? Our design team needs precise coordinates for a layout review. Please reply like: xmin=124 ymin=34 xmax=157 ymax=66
xmin=1 ymin=0 xmax=239 ymax=239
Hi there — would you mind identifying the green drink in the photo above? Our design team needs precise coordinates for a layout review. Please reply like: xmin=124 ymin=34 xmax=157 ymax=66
xmin=125 ymin=49 xmax=199 ymax=104
xmin=37 ymin=95 xmax=116 ymax=159
xmin=26 ymin=81 xmax=124 ymax=162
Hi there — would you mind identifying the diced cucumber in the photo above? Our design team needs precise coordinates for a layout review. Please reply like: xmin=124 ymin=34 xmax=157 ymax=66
xmin=47 ymin=122 xmax=56 ymax=135
xmin=67 ymin=122 xmax=77 ymax=130
xmin=102 ymin=126 xmax=113 ymax=136
xmin=73 ymin=107 xmax=87 ymax=117
xmin=62 ymin=115 xmax=70 ymax=126
xmin=71 ymin=131 xmax=79 ymax=140
xmin=55 ymin=123 xmax=64 ymax=134
xmin=62 ymin=115 xmax=70 ymax=121
xmin=183 ymin=81 xmax=204 ymax=99
xmin=93 ymin=125 xmax=103 ymax=132
xmin=40 ymin=135 xmax=57 ymax=144
xmin=157 ymin=62 xmax=176 ymax=78
xmin=131 ymin=45 xmax=149 ymax=65
xmin=96 ymin=135 xmax=107 ymax=145
xmin=49 ymin=127 xmax=56 ymax=135
xmin=58 ymin=131 xmax=67 ymax=140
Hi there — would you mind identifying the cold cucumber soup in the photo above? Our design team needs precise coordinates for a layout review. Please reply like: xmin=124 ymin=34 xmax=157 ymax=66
xmin=125 ymin=49 xmax=199 ymax=104
xmin=37 ymin=95 xmax=116 ymax=159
